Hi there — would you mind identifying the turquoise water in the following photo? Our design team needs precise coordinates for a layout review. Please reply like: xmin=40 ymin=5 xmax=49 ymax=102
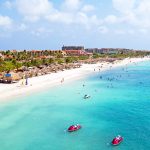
xmin=0 ymin=61 xmax=150 ymax=150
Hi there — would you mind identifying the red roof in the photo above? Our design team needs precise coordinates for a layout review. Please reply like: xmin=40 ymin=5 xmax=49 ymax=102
xmin=64 ymin=50 xmax=88 ymax=55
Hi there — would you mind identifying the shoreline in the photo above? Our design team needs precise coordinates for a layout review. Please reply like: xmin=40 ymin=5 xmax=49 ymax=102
xmin=0 ymin=57 xmax=150 ymax=102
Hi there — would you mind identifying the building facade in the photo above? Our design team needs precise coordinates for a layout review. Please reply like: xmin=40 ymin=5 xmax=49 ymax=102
xmin=62 ymin=46 xmax=84 ymax=51
xmin=85 ymin=48 xmax=131 ymax=54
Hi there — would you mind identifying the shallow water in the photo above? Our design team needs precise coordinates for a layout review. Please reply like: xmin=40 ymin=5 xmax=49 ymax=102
xmin=0 ymin=61 xmax=150 ymax=150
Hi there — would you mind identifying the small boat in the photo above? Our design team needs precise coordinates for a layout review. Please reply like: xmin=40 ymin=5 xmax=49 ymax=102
xmin=84 ymin=95 xmax=90 ymax=99
xmin=68 ymin=124 xmax=81 ymax=132
xmin=112 ymin=135 xmax=123 ymax=145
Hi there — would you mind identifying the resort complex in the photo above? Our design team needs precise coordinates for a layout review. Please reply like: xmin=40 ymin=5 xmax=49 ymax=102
xmin=0 ymin=46 xmax=150 ymax=83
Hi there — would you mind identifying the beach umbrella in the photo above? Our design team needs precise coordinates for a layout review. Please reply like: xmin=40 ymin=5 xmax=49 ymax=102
xmin=11 ymin=72 xmax=21 ymax=81
xmin=3 ymin=73 xmax=12 ymax=81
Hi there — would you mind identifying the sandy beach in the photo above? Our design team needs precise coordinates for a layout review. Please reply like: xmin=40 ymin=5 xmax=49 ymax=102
xmin=0 ymin=57 xmax=149 ymax=101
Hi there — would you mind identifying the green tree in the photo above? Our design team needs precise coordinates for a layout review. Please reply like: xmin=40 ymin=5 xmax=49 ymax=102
xmin=57 ymin=59 xmax=64 ymax=64
xmin=48 ymin=58 xmax=54 ymax=64
xmin=65 ymin=57 xmax=73 ymax=63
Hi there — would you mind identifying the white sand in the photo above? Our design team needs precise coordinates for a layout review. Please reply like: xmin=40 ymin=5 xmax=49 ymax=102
xmin=0 ymin=57 xmax=150 ymax=101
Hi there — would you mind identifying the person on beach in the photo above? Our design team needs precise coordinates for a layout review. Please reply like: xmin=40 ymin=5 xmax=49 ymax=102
xmin=61 ymin=78 xmax=64 ymax=83
xmin=21 ymin=79 xmax=24 ymax=85
xmin=25 ymin=77 xmax=28 ymax=85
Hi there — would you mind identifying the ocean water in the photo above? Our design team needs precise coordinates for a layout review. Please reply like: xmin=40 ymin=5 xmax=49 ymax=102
xmin=0 ymin=61 xmax=150 ymax=150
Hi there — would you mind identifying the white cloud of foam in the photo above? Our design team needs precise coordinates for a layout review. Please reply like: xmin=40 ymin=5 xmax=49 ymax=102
xmin=112 ymin=0 xmax=136 ymax=14
xmin=110 ymin=0 xmax=150 ymax=32
xmin=31 ymin=27 xmax=52 ymax=37
xmin=17 ymin=23 xmax=28 ymax=31
xmin=104 ymin=15 xmax=118 ymax=24
xmin=81 ymin=5 xmax=95 ymax=12
xmin=3 ymin=1 xmax=13 ymax=9
xmin=98 ymin=26 xmax=109 ymax=34
xmin=4 ymin=0 xmax=150 ymax=37
xmin=16 ymin=0 xmax=53 ymax=21
xmin=62 ymin=0 xmax=81 ymax=11
xmin=14 ymin=0 xmax=100 ymax=29
xmin=0 ymin=15 xmax=12 ymax=28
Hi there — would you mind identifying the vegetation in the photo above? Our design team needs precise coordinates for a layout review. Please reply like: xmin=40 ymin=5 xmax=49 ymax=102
xmin=92 ymin=51 xmax=150 ymax=59
xmin=0 ymin=49 xmax=150 ymax=73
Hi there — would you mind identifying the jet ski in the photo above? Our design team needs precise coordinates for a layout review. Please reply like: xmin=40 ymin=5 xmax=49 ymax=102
xmin=112 ymin=135 xmax=123 ymax=146
xmin=68 ymin=124 xmax=81 ymax=132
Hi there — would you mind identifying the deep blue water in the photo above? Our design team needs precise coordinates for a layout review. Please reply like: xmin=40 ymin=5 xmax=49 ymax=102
xmin=0 ymin=61 xmax=150 ymax=150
